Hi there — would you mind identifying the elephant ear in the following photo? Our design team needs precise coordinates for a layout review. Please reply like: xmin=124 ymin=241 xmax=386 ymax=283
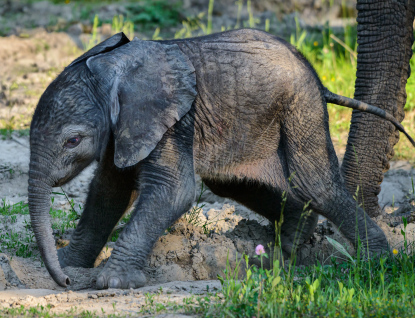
xmin=86 ymin=39 xmax=197 ymax=168
xmin=67 ymin=32 xmax=130 ymax=68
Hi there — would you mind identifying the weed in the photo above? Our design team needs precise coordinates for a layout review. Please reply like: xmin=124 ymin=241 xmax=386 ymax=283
xmin=111 ymin=14 xmax=134 ymax=40
xmin=184 ymin=183 xmax=206 ymax=226
xmin=0 ymin=200 xmax=29 ymax=216
xmin=183 ymin=183 xmax=226 ymax=235
xmin=83 ymin=14 xmax=100 ymax=51
xmin=0 ymin=128 xmax=13 ymax=140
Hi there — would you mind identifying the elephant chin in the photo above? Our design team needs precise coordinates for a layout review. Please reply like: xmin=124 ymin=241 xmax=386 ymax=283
xmin=28 ymin=172 xmax=70 ymax=287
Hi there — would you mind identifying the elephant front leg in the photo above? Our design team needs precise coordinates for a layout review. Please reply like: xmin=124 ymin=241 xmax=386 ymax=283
xmin=58 ymin=143 xmax=138 ymax=268
xmin=96 ymin=140 xmax=196 ymax=289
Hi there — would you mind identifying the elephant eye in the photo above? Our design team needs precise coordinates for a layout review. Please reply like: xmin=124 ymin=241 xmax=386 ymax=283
xmin=65 ymin=136 xmax=82 ymax=148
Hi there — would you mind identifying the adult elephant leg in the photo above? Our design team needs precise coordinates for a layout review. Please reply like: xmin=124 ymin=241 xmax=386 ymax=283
xmin=58 ymin=140 xmax=138 ymax=268
xmin=341 ymin=0 xmax=415 ymax=218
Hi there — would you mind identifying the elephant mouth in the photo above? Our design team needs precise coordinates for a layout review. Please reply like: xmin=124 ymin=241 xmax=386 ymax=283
xmin=52 ymin=161 xmax=94 ymax=187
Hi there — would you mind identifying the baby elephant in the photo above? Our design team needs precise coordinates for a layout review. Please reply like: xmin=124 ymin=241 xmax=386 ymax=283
xmin=28 ymin=29 xmax=414 ymax=289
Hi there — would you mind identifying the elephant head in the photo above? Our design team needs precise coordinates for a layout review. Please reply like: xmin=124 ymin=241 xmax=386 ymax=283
xmin=342 ymin=1 xmax=415 ymax=217
xmin=28 ymin=33 xmax=196 ymax=286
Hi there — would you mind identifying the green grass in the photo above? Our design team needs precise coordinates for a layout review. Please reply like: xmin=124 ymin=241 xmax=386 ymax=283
xmin=49 ymin=191 xmax=81 ymax=234
xmin=0 ymin=192 xmax=81 ymax=258
xmin=0 ymin=305 xmax=120 ymax=318
xmin=0 ymin=200 xmax=29 ymax=216
xmin=0 ymin=200 xmax=35 ymax=258
xmin=0 ymin=129 xmax=30 ymax=140
xmin=157 ymin=216 xmax=415 ymax=318
xmin=188 ymin=244 xmax=415 ymax=317
xmin=4 ymin=237 xmax=415 ymax=317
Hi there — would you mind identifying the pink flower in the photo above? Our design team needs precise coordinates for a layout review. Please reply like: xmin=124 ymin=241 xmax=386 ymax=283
xmin=255 ymin=244 xmax=265 ymax=255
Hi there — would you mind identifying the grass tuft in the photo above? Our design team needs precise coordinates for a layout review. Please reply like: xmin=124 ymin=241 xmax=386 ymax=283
xmin=182 ymin=227 xmax=415 ymax=317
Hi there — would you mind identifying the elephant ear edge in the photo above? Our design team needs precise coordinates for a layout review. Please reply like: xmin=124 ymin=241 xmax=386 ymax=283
xmin=86 ymin=40 xmax=197 ymax=168
xmin=67 ymin=32 xmax=130 ymax=69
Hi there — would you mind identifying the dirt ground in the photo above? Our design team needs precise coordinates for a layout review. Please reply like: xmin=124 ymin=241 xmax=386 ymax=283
xmin=1 ymin=30 xmax=415 ymax=316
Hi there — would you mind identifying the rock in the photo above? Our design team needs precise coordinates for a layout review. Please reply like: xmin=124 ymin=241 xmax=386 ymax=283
xmin=67 ymin=23 xmax=83 ymax=37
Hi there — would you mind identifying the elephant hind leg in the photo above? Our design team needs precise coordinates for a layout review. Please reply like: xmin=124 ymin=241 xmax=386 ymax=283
xmin=281 ymin=103 xmax=389 ymax=255
xmin=202 ymin=175 xmax=319 ymax=264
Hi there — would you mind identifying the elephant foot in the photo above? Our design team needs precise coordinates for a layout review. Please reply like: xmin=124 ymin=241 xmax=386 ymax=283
xmin=361 ymin=241 xmax=391 ymax=260
xmin=96 ymin=262 xmax=146 ymax=289
xmin=57 ymin=246 xmax=95 ymax=268
xmin=359 ymin=222 xmax=391 ymax=259
xmin=281 ymin=242 xmax=312 ymax=265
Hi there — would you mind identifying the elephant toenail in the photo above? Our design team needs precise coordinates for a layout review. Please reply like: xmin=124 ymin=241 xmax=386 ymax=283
xmin=96 ymin=276 xmax=106 ymax=290
xmin=108 ymin=277 xmax=122 ymax=289
xmin=137 ymin=272 xmax=147 ymax=287
xmin=128 ymin=282 xmax=135 ymax=289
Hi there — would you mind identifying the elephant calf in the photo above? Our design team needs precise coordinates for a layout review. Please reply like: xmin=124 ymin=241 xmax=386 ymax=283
xmin=28 ymin=29 xmax=414 ymax=289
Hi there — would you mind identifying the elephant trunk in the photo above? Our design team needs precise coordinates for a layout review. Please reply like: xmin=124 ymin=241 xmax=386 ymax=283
xmin=341 ymin=0 xmax=415 ymax=217
xmin=28 ymin=164 xmax=70 ymax=287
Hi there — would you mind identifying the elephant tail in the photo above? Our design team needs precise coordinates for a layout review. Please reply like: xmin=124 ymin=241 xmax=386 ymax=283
xmin=323 ymin=87 xmax=415 ymax=148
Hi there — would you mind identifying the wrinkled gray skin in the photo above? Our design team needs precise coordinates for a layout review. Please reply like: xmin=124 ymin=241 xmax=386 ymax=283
xmin=342 ymin=1 xmax=415 ymax=218
xmin=29 ymin=29 xmax=391 ymax=289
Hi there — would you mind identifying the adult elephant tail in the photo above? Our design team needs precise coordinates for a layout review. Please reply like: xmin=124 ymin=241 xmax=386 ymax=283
xmin=323 ymin=88 xmax=415 ymax=148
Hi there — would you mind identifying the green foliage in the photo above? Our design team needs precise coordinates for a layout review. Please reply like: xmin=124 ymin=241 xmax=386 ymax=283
xmin=109 ymin=213 xmax=132 ymax=242
xmin=0 ymin=304 xmax=121 ymax=317
xmin=83 ymin=14 xmax=134 ymax=51
xmin=0 ymin=190 xmax=81 ymax=258
xmin=111 ymin=15 xmax=134 ymax=39
xmin=0 ymin=128 xmax=13 ymax=140
xmin=49 ymin=189 xmax=81 ymax=234
xmin=83 ymin=14 xmax=101 ymax=51
xmin=0 ymin=200 xmax=29 ymax=216
xmin=0 ymin=128 xmax=30 ymax=140
xmin=181 ymin=232 xmax=415 ymax=317
xmin=0 ymin=200 xmax=35 ymax=258
xmin=0 ymin=229 xmax=35 ymax=258
xmin=405 ymin=54 xmax=415 ymax=111
xmin=126 ymin=0 xmax=183 ymax=30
